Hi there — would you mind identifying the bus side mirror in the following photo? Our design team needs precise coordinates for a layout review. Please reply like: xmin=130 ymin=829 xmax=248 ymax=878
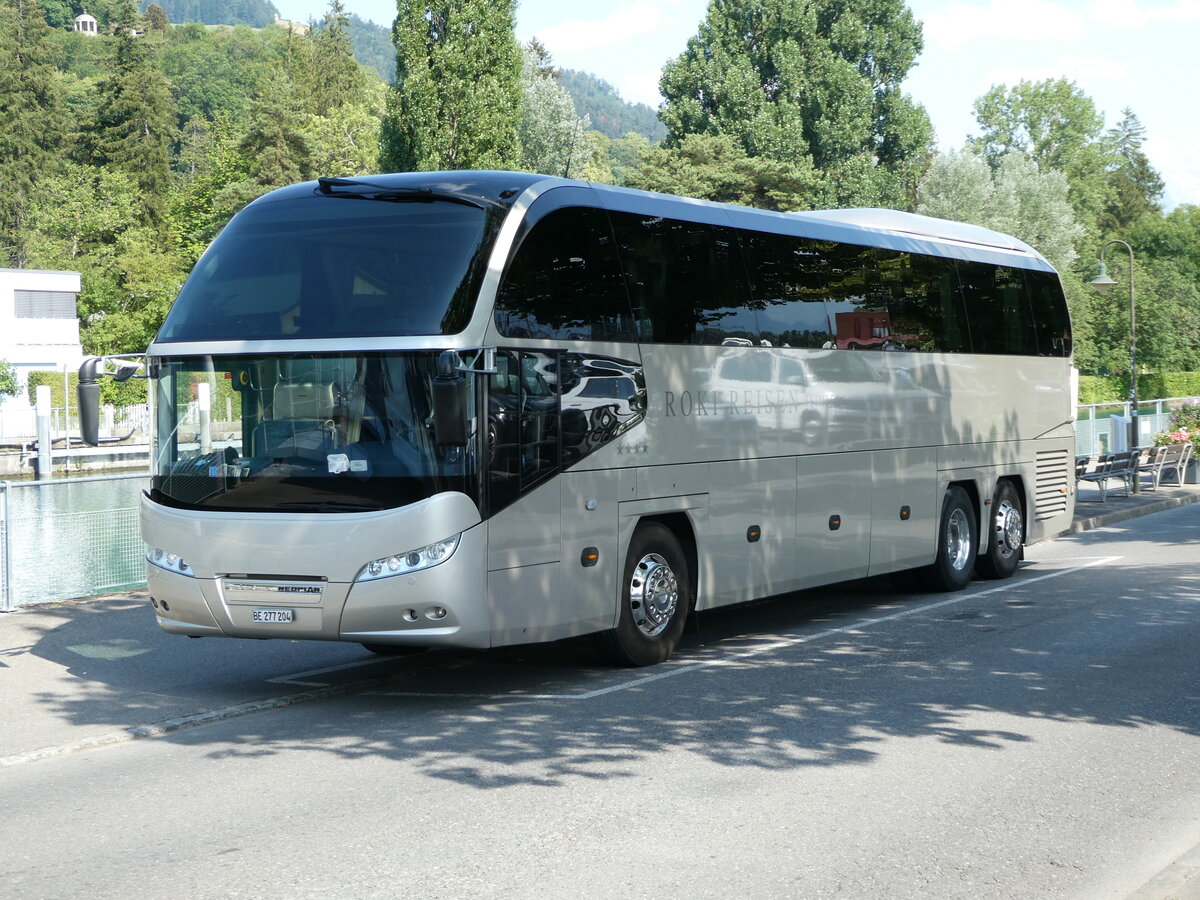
xmin=432 ymin=350 xmax=468 ymax=446
xmin=77 ymin=357 xmax=104 ymax=446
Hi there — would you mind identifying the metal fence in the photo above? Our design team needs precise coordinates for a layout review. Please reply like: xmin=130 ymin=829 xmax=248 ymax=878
xmin=0 ymin=404 xmax=148 ymax=443
xmin=1076 ymin=397 xmax=1200 ymax=458
xmin=0 ymin=473 xmax=148 ymax=611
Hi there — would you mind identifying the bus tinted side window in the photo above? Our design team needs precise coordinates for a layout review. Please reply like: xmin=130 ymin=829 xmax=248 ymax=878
xmin=741 ymin=231 xmax=835 ymax=348
xmin=957 ymin=261 xmax=1038 ymax=355
xmin=1025 ymin=269 xmax=1073 ymax=357
xmin=873 ymin=249 xmax=969 ymax=352
xmin=495 ymin=207 xmax=637 ymax=341
xmin=609 ymin=212 xmax=757 ymax=345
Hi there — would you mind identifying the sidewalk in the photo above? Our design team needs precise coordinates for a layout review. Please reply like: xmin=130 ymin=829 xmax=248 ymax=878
xmin=1065 ymin=479 xmax=1200 ymax=535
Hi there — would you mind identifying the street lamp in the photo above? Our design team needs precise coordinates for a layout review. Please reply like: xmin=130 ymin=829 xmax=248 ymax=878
xmin=1089 ymin=239 xmax=1138 ymax=491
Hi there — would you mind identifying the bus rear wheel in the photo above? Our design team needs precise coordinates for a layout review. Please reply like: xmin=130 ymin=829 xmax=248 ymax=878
xmin=976 ymin=480 xmax=1023 ymax=580
xmin=921 ymin=486 xmax=977 ymax=592
xmin=600 ymin=523 xmax=690 ymax=667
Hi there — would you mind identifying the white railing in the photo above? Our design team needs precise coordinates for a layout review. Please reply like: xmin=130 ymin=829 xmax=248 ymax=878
xmin=1076 ymin=397 xmax=1200 ymax=458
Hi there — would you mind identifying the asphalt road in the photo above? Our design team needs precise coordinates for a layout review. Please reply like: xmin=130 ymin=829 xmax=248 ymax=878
xmin=3 ymin=505 xmax=1200 ymax=899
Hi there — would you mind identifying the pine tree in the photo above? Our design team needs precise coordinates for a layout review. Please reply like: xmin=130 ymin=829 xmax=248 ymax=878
xmin=89 ymin=0 xmax=178 ymax=230
xmin=0 ymin=0 xmax=71 ymax=266
xmin=380 ymin=0 xmax=523 ymax=172
xmin=307 ymin=0 xmax=365 ymax=117
xmin=1102 ymin=109 xmax=1165 ymax=231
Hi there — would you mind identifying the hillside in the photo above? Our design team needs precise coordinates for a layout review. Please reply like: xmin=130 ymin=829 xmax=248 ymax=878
xmin=145 ymin=0 xmax=279 ymax=27
xmin=559 ymin=69 xmax=665 ymax=143
xmin=346 ymin=14 xmax=394 ymax=82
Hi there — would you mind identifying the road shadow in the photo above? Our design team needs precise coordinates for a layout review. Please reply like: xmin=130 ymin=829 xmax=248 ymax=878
xmin=19 ymin=510 xmax=1200 ymax=789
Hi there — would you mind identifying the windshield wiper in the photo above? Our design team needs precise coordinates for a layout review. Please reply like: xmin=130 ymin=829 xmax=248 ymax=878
xmin=316 ymin=177 xmax=488 ymax=210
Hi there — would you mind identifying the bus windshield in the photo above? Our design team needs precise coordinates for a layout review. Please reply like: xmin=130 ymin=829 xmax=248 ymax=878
xmin=156 ymin=196 xmax=493 ymax=342
xmin=148 ymin=352 xmax=479 ymax=513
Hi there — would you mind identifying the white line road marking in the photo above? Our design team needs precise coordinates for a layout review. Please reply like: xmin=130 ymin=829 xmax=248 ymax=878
xmin=373 ymin=555 xmax=1124 ymax=701
xmin=0 ymin=555 xmax=1122 ymax=768
xmin=267 ymin=658 xmax=385 ymax=686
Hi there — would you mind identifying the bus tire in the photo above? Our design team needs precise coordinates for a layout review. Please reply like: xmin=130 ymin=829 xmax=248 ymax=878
xmin=600 ymin=523 xmax=690 ymax=667
xmin=921 ymin=486 xmax=977 ymax=592
xmin=976 ymin=480 xmax=1023 ymax=580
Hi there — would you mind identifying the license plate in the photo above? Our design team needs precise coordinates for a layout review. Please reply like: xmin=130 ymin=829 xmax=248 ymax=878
xmin=252 ymin=608 xmax=294 ymax=624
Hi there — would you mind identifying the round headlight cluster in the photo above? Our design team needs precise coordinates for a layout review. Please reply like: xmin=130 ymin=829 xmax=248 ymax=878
xmin=147 ymin=546 xmax=192 ymax=576
xmin=357 ymin=535 xmax=461 ymax=582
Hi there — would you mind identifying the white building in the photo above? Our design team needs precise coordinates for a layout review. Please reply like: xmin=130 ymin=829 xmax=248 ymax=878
xmin=0 ymin=268 xmax=84 ymax=439
xmin=73 ymin=11 xmax=98 ymax=34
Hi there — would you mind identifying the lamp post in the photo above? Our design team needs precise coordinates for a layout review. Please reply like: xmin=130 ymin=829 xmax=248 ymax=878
xmin=1089 ymin=239 xmax=1138 ymax=492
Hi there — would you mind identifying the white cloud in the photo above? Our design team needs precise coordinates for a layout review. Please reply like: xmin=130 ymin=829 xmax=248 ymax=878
xmin=1145 ymin=134 xmax=1200 ymax=209
xmin=1151 ymin=0 xmax=1200 ymax=22
xmin=1087 ymin=0 xmax=1200 ymax=26
xmin=921 ymin=0 xmax=1089 ymax=49
xmin=981 ymin=54 xmax=1133 ymax=88
xmin=616 ymin=67 xmax=667 ymax=109
xmin=530 ymin=3 xmax=669 ymax=54
xmin=1085 ymin=0 xmax=1147 ymax=27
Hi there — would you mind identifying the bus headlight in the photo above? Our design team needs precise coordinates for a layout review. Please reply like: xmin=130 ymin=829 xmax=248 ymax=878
xmin=147 ymin=546 xmax=193 ymax=577
xmin=356 ymin=534 xmax=461 ymax=582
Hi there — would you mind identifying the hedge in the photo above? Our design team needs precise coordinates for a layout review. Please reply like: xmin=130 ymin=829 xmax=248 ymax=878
xmin=26 ymin=370 xmax=148 ymax=408
xmin=1078 ymin=373 xmax=1200 ymax=405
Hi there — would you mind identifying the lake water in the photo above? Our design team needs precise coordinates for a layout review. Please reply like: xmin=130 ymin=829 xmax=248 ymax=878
xmin=1 ymin=473 xmax=149 ymax=608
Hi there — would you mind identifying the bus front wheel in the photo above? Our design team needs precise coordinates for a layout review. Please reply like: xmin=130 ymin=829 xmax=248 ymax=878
xmin=976 ymin=480 xmax=1023 ymax=580
xmin=921 ymin=486 xmax=977 ymax=592
xmin=601 ymin=523 xmax=690 ymax=666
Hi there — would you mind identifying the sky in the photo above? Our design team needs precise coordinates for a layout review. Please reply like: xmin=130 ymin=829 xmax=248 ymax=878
xmin=276 ymin=0 xmax=1199 ymax=210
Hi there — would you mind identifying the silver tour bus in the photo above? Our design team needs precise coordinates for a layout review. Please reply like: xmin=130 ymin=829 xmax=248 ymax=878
xmin=79 ymin=172 xmax=1075 ymax=666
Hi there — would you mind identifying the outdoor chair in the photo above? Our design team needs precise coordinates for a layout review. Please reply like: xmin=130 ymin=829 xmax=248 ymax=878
xmin=1077 ymin=451 xmax=1138 ymax=501
xmin=1139 ymin=445 xmax=1168 ymax=490
xmin=1157 ymin=442 xmax=1193 ymax=487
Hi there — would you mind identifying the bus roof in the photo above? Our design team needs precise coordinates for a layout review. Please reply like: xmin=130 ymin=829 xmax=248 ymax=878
xmin=789 ymin=208 xmax=1039 ymax=254
xmin=244 ymin=171 xmax=1052 ymax=272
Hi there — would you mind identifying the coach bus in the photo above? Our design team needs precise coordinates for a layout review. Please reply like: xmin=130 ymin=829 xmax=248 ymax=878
xmin=79 ymin=171 xmax=1075 ymax=666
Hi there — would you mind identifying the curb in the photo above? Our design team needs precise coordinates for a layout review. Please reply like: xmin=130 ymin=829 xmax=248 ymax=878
xmin=1126 ymin=840 xmax=1200 ymax=899
xmin=1065 ymin=491 xmax=1200 ymax=535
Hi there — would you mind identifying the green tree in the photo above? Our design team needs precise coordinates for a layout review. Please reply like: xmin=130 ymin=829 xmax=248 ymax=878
xmin=0 ymin=0 xmax=70 ymax=266
xmin=88 ymin=0 xmax=178 ymax=229
xmin=161 ymin=23 xmax=267 ymax=125
xmin=305 ymin=0 xmax=366 ymax=117
xmin=239 ymin=89 xmax=310 ymax=186
xmin=518 ymin=41 xmax=592 ymax=177
xmin=917 ymin=150 xmax=1082 ymax=273
xmin=305 ymin=79 xmax=386 ymax=177
xmin=658 ymin=0 xmax=932 ymax=208
xmin=1102 ymin=109 xmax=1164 ymax=232
xmin=170 ymin=114 xmax=254 ymax=260
xmin=379 ymin=0 xmax=523 ymax=172
xmin=145 ymin=2 xmax=169 ymax=32
xmin=0 ymin=360 xmax=19 ymax=399
xmin=969 ymin=78 xmax=1111 ymax=239
xmin=21 ymin=164 xmax=187 ymax=354
xmin=628 ymin=133 xmax=817 ymax=211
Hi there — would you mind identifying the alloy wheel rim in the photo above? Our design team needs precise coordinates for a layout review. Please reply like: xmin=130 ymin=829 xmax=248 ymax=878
xmin=994 ymin=499 xmax=1023 ymax=558
xmin=946 ymin=507 xmax=973 ymax=571
xmin=628 ymin=553 xmax=679 ymax=637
